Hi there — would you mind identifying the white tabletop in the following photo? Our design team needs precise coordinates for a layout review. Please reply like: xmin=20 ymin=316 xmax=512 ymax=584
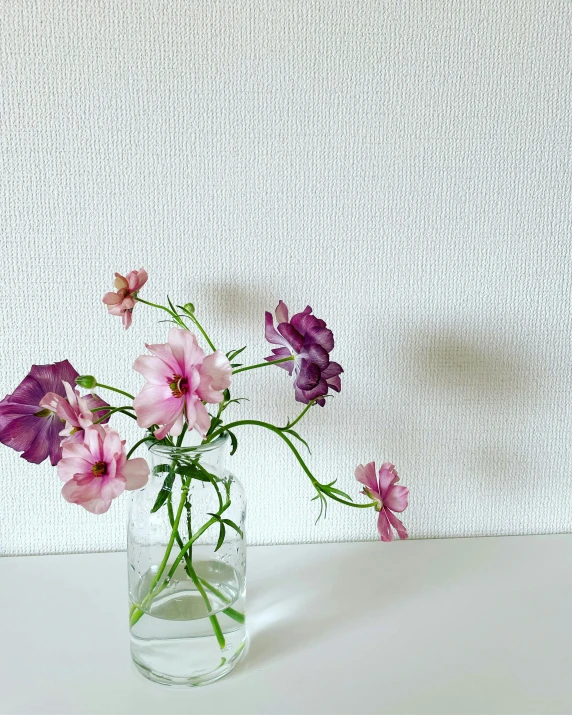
xmin=1 ymin=535 xmax=571 ymax=715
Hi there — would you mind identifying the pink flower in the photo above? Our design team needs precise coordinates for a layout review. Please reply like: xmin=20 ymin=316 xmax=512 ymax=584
xmin=40 ymin=381 xmax=109 ymax=442
xmin=355 ymin=462 xmax=409 ymax=542
xmin=103 ymin=268 xmax=148 ymax=329
xmin=133 ymin=327 xmax=232 ymax=440
xmin=57 ymin=425 xmax=149 ymax=514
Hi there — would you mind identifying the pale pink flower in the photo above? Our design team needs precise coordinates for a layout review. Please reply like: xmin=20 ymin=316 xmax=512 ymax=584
xmin=355 ymin=462 xmax=409 ymax=542
xmin=57 ymin=425 xmax=149 ymax=514
xmin=103 ymin=268 xmax=148 ymax=329
xmin=40 ymin=381 xmax=109 ymax=442
xmin=133 ymin=327 xmax=232 ymax=440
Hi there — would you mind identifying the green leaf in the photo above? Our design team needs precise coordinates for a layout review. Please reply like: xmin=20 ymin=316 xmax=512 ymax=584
xmin=150 ymin=472 xmax=176 ymax=512
xmin=228 ymin=430 xmax=238 ymax=456
xmin=215 ymin=523 xmax=226 ymax=551
xmin=152 ymin=463 xmax=172 ymax=475
xmin=283 ymin=428 xmax=311 ymax=453
xmin=222 ymin=518 xmax=243 ymax=538
xmin=227 ymin=346 xmax=247 ymax=361
xmin=327 ymin=486 xmax=353 ymax=501
xmin=176 ymin=465 xmax=209 ymax=481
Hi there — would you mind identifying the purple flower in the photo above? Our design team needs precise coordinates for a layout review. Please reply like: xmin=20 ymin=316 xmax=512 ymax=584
xmin=0 ymin=361 xmax=109 ymax=466
xmin=264 ymin=301 xmax=343 ymax=405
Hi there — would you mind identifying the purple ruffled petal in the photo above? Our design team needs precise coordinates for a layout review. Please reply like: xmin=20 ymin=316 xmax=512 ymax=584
xmin=275 ymin=300 xmax=289 ymax=324
xmin=305 ymin=325 xmax=334 ymax=352
xmin=296 ymin=360 xmax=321 ymax=391
xmin=29 ymin=360 xmax=79 ymax=396
xmin=278 ymin=323 xmax=305 ymax=353
xmin=265 ymin=312 xmax=289 ymax=347
xmin=326 ymin=375 xmax=341 ymax=392
xmin=302 ymin=344 xmax=329 ymax=369
xmin=322 ymin=361 xmax=343 ymax=379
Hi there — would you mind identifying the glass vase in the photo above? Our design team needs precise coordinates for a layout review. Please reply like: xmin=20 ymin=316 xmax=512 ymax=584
xmin=127 ymin=432 xmax=247 ymax=687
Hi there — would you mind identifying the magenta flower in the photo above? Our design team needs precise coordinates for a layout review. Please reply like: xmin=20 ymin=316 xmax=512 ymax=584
xmin=0 ymin=361 xmax=108 ymax=466
xmin=133 ymin=327 xmax=232 ymax=440
xmin=103 ymin=268 xmax=148 ymax=329
xmin=355 ymin=462 xmax=409 ymax=542
xmin=265 ymin=301 xmax=343 ymax=405
xmin=40 ymin=381 xmax=109 ymax=442
xmin=57 ymin=425 xmax=149 ymax=514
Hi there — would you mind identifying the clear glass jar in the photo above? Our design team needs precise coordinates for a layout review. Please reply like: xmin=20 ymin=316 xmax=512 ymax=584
xmin=127 ymin=433 xmax=247 ymax=686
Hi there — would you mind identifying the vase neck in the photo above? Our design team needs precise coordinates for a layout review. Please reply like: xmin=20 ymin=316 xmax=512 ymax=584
xmin=148 ymin=432 xmax=229 ymax=470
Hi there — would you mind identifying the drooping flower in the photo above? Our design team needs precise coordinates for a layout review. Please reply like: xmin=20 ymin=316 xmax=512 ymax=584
xmin=0 ymin=361 xmax=94 ymax=465
xmin=264 ymin=301 xmax=343 ymax=405
xmin=40 ymin=381 xmax=110 ymax=442
xmin=355 ymin=462 xmax=409 ymax=542
xmin=103 ymin=268 xmax=148 ymax=329
xmin=133 ymin=327 xmax=232 ymax=440
xmin=57 ymin=425 xmax=149 ymax=514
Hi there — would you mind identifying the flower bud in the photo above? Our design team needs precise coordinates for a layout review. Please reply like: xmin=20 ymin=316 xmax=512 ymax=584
xmin=76 ymin=375 xmax=97 ymax=389
xmin=182 ymin=303 xmax=195 ymax=315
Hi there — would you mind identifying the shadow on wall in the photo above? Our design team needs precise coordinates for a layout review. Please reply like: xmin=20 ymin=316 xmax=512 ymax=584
xmin=396 ymin=326 xmax=538 ymax=403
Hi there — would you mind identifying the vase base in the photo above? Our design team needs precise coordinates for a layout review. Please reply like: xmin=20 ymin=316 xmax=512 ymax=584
xmin=132 ymin=634 xmax=249 ymax=687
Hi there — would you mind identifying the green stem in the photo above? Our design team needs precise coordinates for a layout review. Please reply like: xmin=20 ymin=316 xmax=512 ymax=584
xmin=209 ymin=420 xmax=377 ymax=510
xmin=232 ymin=356 xmax=294 ymax=374
xmin=199 ymin=579 xmax=245 ymax=624
xmin=283 ymin=401 xmax=315 ymax=430
xmin=94 ymin=382 xmax=134 ymax=401
xmin=126 ymin=436 xmax=152 ymax=460
xmin=187 ymin=314 xmax=216 ymax=352
xmin=134 ymin=297 xmax=178 ymax=319
xmin=165 ymin=500 xmax=231 ymax=581
xmin=92 ymin=406 xmax=136 ymax=424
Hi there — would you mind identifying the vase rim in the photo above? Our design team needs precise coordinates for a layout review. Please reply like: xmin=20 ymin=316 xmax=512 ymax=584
xmin=148 ymin=431 xmax=230 ymax=456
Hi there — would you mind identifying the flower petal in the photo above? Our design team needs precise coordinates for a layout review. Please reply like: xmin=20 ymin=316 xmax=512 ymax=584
xmin=305 ymin=325 xmax=334 ymax=352
xmin=134 ymin=385 xmax=181 ymax=429
xmin=120 ymin=458 xmax=150 ymax=490
xmin=386 ymin=508 xmax=409 ymax=540
xmin=355 ymin=462 xmax=379 ymax=493
xmin=377 ymin=509 xmax=394 ymax=542
xmin=57 ymin=456 xmax=91 ymax=483
xmin=296 ymin=360 xmax=321 ymax=391
xmin=377 ymin=463 xmax=399 ymax=497
xmin=322 ymin=361 xmax=343 ymax=379
xmin=133 ymin=355 xmax=173 ymax=385
xmin=100 ymin=476 xmax=126 ymax=501
xmin=384 ymin=484 xmax=409 ymax=513
xmin=278 ymin=323 xmax=305 ymax=353
xmin=275 ymin=300 xmax=289 ymax=324
xmin=265 ymin=311 xmax=289 ymax=347
xmin=197 ymin=350 xmax=232 ymax=402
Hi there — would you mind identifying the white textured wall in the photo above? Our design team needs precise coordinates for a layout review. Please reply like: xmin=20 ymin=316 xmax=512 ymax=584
xmin=1 ymin=1 xmax=572 ymax=555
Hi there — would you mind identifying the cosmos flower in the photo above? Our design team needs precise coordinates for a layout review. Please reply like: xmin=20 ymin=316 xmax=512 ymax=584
xmin=133 ymin=327 xmax=232 ymax=439
xmin=103 ymin=268 xmax=148 ymax=329
xmin=57 ymin=425 xmax=149 ymax=514
xmin=355 ymin=462 xmax=409 ymax=542
xmin=265 ymin=301 xmax=342 ymax=405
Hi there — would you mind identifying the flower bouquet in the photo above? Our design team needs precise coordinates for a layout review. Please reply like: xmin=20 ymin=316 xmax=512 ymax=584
xmin=0 ymin=269 xmax=409 ymax=686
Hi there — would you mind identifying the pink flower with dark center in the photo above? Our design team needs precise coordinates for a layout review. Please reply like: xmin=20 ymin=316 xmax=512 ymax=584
xmin=103 ymin=268 xmax=148 ymax=329
xmin=264 ymin=301 xmax=343 ymax=406
xmin=0 ymin=361 xmax=108 ymax=465
xmin=40 ymin=381 xmax=109 ymax=442
xmin=57 ymin=425 xmax=149 ymax=514
xmin=355 ymin=462 xmax=409 ymax=542
xmin=133 ymin=327 xmax=232 ymax=439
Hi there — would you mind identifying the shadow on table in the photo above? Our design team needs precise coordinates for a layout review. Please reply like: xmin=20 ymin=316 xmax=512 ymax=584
xmin=242 ymin=539 xmax=487 ymax=671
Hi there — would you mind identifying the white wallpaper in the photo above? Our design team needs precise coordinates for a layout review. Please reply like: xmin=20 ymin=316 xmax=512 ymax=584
xmin=1 ymin=1 xmax=572 ymax=555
